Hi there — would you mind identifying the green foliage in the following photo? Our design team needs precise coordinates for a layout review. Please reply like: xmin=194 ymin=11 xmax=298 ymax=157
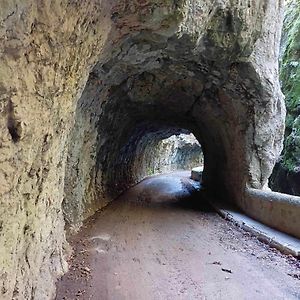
xmin=280 ymin=0 xmax=300 ymax=171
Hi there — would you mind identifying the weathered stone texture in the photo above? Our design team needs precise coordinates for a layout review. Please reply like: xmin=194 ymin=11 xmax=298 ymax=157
xmin=0 ymin=1 xmax=285 ymax=299
xmin=0 ymin=1 xmax=112 ymax=299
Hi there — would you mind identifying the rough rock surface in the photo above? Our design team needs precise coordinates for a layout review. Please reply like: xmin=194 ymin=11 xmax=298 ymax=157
xmin=271 ymin=0 xmax=300 ymax=195
xmin=0 ymin=1 xmax=285 ymax=299
xmin=0 ymin=2 xmax=113 ymax=299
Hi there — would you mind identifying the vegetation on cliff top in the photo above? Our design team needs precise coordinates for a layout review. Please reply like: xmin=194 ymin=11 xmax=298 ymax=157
xmin=280 ymin=0 xmax=300 ymax=172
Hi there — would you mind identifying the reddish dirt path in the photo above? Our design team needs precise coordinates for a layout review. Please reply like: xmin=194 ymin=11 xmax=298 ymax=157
xmin=56 ymin=172 xmax=300 ymax=300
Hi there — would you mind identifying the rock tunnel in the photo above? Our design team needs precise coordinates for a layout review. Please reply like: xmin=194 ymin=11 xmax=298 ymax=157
xmin=63 ymin=7 xmax=285 ymax=228
xmin=1 ymin=1 xmax=297 ymax=299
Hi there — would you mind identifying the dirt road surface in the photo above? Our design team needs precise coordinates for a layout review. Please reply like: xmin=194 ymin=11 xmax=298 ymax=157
xmin=56 ymin=172 xmax=300 ymax=300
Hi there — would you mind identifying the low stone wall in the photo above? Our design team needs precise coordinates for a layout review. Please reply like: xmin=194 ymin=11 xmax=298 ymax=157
xmin=244 ymin=188 xmax=300 ymax=239
xmin=190 ymin=167 xmax=300 ymax=240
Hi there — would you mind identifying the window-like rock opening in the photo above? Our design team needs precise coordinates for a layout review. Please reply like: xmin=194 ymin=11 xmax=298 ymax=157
xmin=148 ymin=133 xmax=203 ymax=175
xmin=102 ymin=125 xmax=204 ymax=197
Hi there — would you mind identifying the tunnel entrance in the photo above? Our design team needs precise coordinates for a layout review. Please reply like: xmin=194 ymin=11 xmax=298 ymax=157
xmin=103 ymin=125 xmax=205 ymax=199
xmin=62 ymin=55 xmax=244 ymax=229
xmin=63 ymin=60 xmax=233 ymax=229
xmin=62 ymin=24 xmax=284 ymax=231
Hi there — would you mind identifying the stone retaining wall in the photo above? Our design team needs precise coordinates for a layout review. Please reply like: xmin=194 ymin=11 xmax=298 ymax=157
xmin=243 ymin=188 xmax=300 ymax=239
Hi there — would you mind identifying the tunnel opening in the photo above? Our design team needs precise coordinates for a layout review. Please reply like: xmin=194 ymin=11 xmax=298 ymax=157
xmin=63 ymin=53 xmax=249 ymax=229
xmin=102 ymin=123 xmax=205 ymax=200
xmin=101 ymin=125 xmax=208 ymax=212
xmin=62 ymin=26 xmax=283 ymax=231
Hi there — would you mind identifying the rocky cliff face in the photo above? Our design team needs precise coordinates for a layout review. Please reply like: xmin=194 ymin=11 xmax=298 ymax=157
xmin=271 ymin=0 xmax=300 ymax=195
xmin=0 ymin=1 xmax=284 ymax=299
xmin=0 ymin=2 xmax=113 ymax=299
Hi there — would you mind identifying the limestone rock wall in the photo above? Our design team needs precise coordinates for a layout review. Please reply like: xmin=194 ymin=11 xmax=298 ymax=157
xmin=0 ymin=1 xmax=285 ymax=299
xmin=0 ymin=1 xmax=112 ymax=299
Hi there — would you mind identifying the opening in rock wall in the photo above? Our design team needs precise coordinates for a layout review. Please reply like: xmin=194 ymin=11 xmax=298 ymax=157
xmin=63 ymin=58 xmax=249 ymax=228
xmin=63 ymin=28 xmax=282 ymax=228
xmin=102 ymin=125 xmax=204 ymax=198
xmin=147 ymin=132 xmax=203 ymax=175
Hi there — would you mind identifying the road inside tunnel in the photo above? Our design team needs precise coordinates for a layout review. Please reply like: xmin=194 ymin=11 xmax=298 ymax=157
xmin=56 ymin=172 xmax=300 ymax=300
